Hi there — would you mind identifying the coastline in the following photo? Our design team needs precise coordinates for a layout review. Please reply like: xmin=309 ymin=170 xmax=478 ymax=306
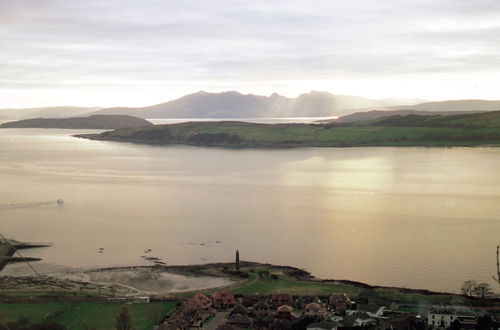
xmin=1 ymin=261 xmax=470 ymax=299
xmin=74 ymin=133 xmax=500 ymax=149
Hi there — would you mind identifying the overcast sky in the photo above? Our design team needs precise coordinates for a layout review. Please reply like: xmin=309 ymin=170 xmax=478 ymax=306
xmin=1 ymin=0 xmax=500 ymax=108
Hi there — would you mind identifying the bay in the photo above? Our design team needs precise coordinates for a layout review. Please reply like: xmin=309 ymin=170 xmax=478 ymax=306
xmin=0 ymin=127 xmax=498 ymax=293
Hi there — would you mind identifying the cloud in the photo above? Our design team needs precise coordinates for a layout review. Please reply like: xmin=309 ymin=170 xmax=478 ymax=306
xmin=1 ymin=0 xmax=500 ymax=107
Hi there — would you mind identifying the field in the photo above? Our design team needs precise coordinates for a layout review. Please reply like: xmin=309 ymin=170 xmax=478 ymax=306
xmin=0 ymin=302 xmax=176 ymax=330
xmin=172 ymin=263 xmax=468 ymax=306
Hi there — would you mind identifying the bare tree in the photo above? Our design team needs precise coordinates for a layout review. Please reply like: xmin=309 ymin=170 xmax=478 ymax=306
xmin=472 ymin=282 xmax=493 ymax=301
xmin=460 ymin=280 xmax=477 ymax=297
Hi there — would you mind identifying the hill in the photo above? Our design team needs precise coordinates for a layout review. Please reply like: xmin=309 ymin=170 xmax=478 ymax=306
xmin=337 ymin=110 xmax=478 ymax=123
xmin=0 ymin=115 xmax=152 ymax=129
xmin=0 ymin=106 xmax=99 ymax=120
xmin=76 ymin=111 xmax=500 ymax=147
xmin=90 ymin=91 xmax=396 ymax=118
xmin=387 ymin=99 xmax=500 ymax=112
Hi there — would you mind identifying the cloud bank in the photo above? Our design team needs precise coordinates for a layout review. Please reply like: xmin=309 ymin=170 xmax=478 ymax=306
xmin=1 ymin=0 xmax=500 ymax=107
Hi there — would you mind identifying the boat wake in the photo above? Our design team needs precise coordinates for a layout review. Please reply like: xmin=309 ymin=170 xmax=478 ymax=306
xmin=0 ymin=199 xmax=63 ymax=210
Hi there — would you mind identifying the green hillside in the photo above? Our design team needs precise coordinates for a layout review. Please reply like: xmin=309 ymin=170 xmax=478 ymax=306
xmin=76 ymin=111 xmax=500 ymax=147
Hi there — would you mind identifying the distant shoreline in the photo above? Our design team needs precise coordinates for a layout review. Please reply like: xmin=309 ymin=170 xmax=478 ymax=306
xmin=75 ymin=132 xmax=500 ymax=149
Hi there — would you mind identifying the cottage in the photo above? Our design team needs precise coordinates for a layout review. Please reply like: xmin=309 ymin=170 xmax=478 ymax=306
xmin=305 ymin=302 xmax=327 ymax=320
xmin=427 ymin=306 xmax=477 ymax=328
xmin=212 ymin=291 xmax=236 ymax=309
xmin=230 ymin=304 xmax=248 ymax=316
xmin=328 ymin=294 xmax=352 ymax=313
xmin=295 ymin=295 xmax=322 ymax=309
xmin=191 ymin=293 xmax=212 ymax=310
xmin=277 ymin=304 xmax=293 ymax=320
xmin=253 ymin=301 xmax=271 ymax=316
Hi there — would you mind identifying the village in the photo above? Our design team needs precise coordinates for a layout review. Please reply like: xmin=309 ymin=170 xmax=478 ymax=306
xmin=153 ymin=252 xmax=499 ymax=330
xmin=155 ymin=289 xmax=496 ymax=330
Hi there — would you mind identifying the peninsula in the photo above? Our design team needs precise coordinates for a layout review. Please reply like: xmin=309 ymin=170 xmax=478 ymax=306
xmin=76 ymin=111 xmax=500 ymax=148
xmin=0 ymin=115 xmax=152 ymax=129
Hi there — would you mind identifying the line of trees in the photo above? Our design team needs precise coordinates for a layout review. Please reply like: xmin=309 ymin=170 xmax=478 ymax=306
xmin=460 ymin=280 xmax=493 ymax=300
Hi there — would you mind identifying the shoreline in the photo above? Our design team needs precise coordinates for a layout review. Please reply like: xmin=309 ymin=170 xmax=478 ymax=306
xmin=3 ymin=261 xmax=466 ymax=298
xmin=74 ymin=133 xmax=500 ymax=149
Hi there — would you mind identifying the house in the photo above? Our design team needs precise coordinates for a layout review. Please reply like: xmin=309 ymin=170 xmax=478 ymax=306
xmin=378 ymin=313 xmax=420 ymax=330
xmin=253 ymin=301 xmax=271 ymax=316
xmin=277 ymin=304 xmax=293 ymax=320
xmin=230 ymin=304 xmax=248 ymax=316
xmin=307 ymin=320 xmax=339 ymax=330
xmin=296 ymin=295 xmax=322 ymax=309
xmin=191 ymin=293 xmax=212 ymax=310
xmin=305 ymin=302 xmax=327 ymax=320
xmin=270 ymin=293 xmax=293 ymax=308
xmin=212 ymin=291 xmax=236 ymax=309
xmin=328 ymin=294 xmax=352 ymax=313
xmin=427 ymin=306 xmax=477 ymax=328
xmin=243 ymin=293 xmax=263 ymax=307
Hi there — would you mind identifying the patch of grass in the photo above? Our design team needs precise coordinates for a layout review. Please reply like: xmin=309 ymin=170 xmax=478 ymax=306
xmin=0 ymin=302 xmax=176 ymax=330
xmin=375 ymin=288 xmax=465 ymax=305
xmin=0 ymin=290 xmax=98 ymax=298
xmin=230 ymin=275 xmax=361 ymax=296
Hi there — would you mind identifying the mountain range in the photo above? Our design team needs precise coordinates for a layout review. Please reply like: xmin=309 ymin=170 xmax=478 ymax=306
xmin=1 ymin=91 xmax=500 ymax=120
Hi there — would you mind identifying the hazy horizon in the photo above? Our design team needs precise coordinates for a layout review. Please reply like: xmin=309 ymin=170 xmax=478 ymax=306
xmin=3 ymin=88 xmax=500 ymax=111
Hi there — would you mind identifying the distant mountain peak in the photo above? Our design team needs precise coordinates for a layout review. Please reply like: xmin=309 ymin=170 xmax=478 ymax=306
xmin=10 ymin=91 xmax=497 ymax=121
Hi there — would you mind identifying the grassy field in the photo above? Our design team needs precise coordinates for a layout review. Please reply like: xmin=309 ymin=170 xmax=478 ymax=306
xmin=230 ymin=275 xmax=362 ymax=296
xmin=84 ymin=110 xmax=500 ymax=148
xmin=172 ymin=263 xmax=467 ymax=306
xmin=0 ymin=302 xmax=176 ymax=330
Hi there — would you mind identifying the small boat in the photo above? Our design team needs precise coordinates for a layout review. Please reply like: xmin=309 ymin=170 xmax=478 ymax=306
xmin=57 ymin=199 xmax=64 ymax=204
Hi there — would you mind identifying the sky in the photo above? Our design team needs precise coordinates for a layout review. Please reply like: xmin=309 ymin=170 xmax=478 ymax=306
xmin=1 ymin=0 xmax=500 ymax=108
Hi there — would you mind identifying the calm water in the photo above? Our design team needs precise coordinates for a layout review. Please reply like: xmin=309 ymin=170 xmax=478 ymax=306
xmin=0 ymin=128 xmax=499 ymax=293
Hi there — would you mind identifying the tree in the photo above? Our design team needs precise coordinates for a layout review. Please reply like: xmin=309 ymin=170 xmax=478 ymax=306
xmin=115 ymin=306 xmax=133 ymax=330
xmin=472 ymin=282 xmax=493 ymax=300
xmin=460 ymin=280 xmax=477 ymax=297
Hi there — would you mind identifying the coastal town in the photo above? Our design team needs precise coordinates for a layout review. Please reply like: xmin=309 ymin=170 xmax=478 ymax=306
xmin=151 ymin=252 xmax=499 ymax=329
xmin=155 ymin=290 xmax=497 ymax=330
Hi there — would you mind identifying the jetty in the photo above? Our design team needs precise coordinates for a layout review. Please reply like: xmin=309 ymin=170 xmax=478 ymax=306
xmin=0 ymin=239 xmax=51 ymax=271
